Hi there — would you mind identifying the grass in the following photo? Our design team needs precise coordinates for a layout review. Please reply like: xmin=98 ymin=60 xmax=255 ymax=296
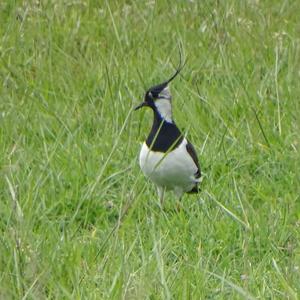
xmin=1 ymin=0 xmax=300 ymax=299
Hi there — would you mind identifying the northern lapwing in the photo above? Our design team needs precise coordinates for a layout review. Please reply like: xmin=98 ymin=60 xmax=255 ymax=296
xmin=135 ymin=63 xmax=201 ymax=205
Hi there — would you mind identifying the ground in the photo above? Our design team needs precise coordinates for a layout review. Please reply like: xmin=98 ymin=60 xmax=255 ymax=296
xmin=0 ymin=1 xmax=299 ymax=299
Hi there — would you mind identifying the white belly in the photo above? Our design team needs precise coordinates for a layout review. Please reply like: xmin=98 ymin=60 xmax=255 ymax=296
xmin=139 ymin=139 xmax=198 ymax=194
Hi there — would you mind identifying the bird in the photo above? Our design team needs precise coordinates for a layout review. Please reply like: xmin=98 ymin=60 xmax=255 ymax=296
xmin=135 ymin=62 xmax=201 ymax=206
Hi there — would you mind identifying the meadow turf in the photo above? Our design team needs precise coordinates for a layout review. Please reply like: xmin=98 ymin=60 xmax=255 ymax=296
xmin=1 ymin=1 xmax=300 ymax=299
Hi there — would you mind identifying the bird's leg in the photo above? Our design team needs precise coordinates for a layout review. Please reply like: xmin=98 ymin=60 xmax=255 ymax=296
xmin=174 ymin=188 xmax=184 ymax=212
xmin=157 ymin=186 xmax=165 ymax=208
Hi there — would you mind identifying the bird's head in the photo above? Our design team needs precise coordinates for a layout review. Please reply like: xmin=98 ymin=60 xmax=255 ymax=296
xmin=135 ymin=64 xmax=184 ymax=122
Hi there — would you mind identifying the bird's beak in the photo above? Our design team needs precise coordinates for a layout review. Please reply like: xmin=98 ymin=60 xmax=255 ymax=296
xmin=134 ymin=101 xmax=148 ymax=111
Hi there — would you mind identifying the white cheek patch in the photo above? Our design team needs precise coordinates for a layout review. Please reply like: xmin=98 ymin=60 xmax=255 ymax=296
xmin=154 ymin=99 xmax=172 ymax=123
xmin=158 ymin=86 xmax=171 ymax=100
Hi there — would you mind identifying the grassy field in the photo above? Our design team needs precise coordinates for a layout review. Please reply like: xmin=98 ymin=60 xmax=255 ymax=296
xmin=1 ymin=1 xmax=300 ymax=299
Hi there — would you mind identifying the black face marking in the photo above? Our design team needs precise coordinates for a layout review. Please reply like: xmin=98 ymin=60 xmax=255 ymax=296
xmin=145 ymin=91 xmax=153 ymax=103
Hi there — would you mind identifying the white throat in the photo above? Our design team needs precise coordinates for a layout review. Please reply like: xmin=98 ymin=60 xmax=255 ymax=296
xmin=154 ymin=99 xmax=173 ymax=123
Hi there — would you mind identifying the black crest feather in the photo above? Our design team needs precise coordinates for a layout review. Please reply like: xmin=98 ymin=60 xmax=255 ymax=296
xmin=147 ymin=52 xmax=186 ymax=98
